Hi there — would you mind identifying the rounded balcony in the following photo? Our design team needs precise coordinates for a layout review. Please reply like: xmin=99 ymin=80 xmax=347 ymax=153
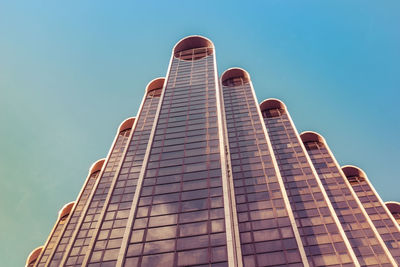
xmin=89 ymin=159 xmax=105 ymax=176
xmin=221 ymin=68 xmax=251 ymax=87
xmin=58 ymin=202 xmax=75 ymax=220
xmin=173 ymin=35 xmax=214 ymax=61
xmin=146 ymin=77 xmax=165 ymax=97
xmin=25 ymin=246 xmax=43 ymax=267
xmin=260 ymin=98 xmax=287 ymax=118
xmin=118 ymin=117 xmax=136 ymax=133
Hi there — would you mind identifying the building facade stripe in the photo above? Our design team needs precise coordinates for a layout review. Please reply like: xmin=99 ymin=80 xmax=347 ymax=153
xmin=43 ymin=160 xmax=105 ymax=267
xmin=115 ymin=80 xmax=169 ymax=267
xmin=262 ymin=99 xmax=360 ymax=267
xmin=119 ymin=36 xmax=230 ymax=266
xmin=57 ymin=124 xmax=132 ymax=266
xmin=220 ymin=70 xmax=308 ymax=267
xmin=216 ymin=67 xmax=242 ymax=267
xmin=301 ymin=132 xmax=396 ymax=266
xmin=34 ymin=202 xmax=74 ymax=267
xmin=342 ymin=165 xmax=400 ymax=264
xmin=250 ymin=96 xmax=310 ymax=267
xmin=82 ymin=82 xmax=163 ymax=267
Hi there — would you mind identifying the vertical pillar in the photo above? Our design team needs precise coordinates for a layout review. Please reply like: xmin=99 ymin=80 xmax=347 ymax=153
xmin=301 ymin=132 xmax=396 ymax=266
xmin=57 ymin=117 xmax=134 ymax=267
xmin=34 ymin=202 xmax=74 ymax=266
xmin=52 ymin=117 xmax=133 ymax=266
xmin=261 ymin=99 xmax=360 ymax=267
xmin=220 ymin=68 xmax=309 ymax=267
xmin=81 ymin=78 xmax=164 ymax=267
xmin=342 ymin=166 xmax=400 ymax=263
xmin=44 ymin=159 xmax=105 ymax=267
xmin=117 ymin=35 xmax=233 ymax=267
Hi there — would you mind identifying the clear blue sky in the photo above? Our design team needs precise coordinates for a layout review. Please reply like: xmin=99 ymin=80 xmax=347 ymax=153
xmin=1 ymin=1 xmax=399 ymax=266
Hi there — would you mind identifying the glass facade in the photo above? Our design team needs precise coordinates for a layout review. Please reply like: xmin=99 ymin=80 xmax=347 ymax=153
xmin=59 ymin=127 xmax=132 ymax=267
xmin=221 ymin=72 xmax=305 ymax=267
xmin=342 ymin=167 xmax=400 ymax=264
xmin=120 ymin=42 xmax=229 ymax=267
xmin=45 ymin=166 xmax=103 ymax=267
xmin=30 ymin=35 xmax=400 ymax=267
xmin=85 ymin=82 xmax=163 ymax=267
xmin=301 ymin=133 xmax=394 ymax=266
xmin=262 ymin=100 xmax=357 ymax=267
xmin=35 ymin=202 xmax=74 ymax=267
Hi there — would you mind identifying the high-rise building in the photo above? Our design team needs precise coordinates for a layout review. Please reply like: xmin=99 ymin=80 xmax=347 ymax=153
xmin=27 ymin=35 xmax=400 ymax=267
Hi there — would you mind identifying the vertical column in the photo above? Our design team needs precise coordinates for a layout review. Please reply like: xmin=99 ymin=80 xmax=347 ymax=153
xmin=82 ymin=78 xmax=164 ymax=267
xmin=34 ymin=202 xmax=75 ymax=267
xmin=119 ymin=36 xmax=231 ymax=267
xmin=342 ymin=166 xmax=400 ymax=263
xmin=44 ymin=159 xmax=105 ymax=267
xmin=56 ymin=117 xmax=135 ymax=267
xmin=26 ymin=247 xmax=43 ymax=267
xmin=386 ymin=202 xmax=400 ymax=225
xmin=300 ymin=132 xmax=396 ymax=266
xmin=261 ymin=99 xmax=359 ymax=267
xmin=220 ymin=68 xmax=308 ymax=267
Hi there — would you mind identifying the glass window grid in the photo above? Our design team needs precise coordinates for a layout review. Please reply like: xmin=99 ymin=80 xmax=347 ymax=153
xmin=262 ymin=108 xmax=286 ymax=119
xmin=46 ymin=170 xmax=100 ymax=267
xmin=222 ymin=80 xmax=304 ymax=267
xmin=174 ymin=47 xmax=213 ymax=61
xmin=148 ymin=88 xmax=162 ymax=97
xmin=263 ymin=112 xmax=355 ymax=266
xmin=86 ymin=94 xmax=161 ymax=266
xmin=305 ymin=141 xmax=391 ymax=265
xmin=36 ymin=214 xmax=69 ymax=267
xmin=60 ymin=129 xmax=131 ymax=267
xmin=350 ymin=178 xmax=400 ymax=261
xmin=122 ymin=54 xmax=228 ymax=267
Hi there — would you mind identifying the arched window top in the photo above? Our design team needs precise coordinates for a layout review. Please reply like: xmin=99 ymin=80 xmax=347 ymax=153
xmin=221 ymin=68 xmax=251 ymax=87
xmin=173 ymin=35 xmax=214 ymax=61
xmin=146 ymin=77 xmax=165 ymax=97
xmin=26 ymin=246 xmax=43 ymax=267
xmin=89 ymin=159 xmax=105 ymax=176
xmin=386 ymin=201 xmax=400 ymax=214
xmin=118 ymin=117 xmax=135 ymax=133
xmin=300 ymin=131 xmax=326 ymax=150
xmin=342 ymin=165 xmax=367 ymax=184
xmin=260 ymin=98 xmax=287 ymax=118
xmin=58 ymin=202 xmax=75 ymax=220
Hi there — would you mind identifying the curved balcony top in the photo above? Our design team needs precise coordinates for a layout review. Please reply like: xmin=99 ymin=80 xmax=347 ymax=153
xmin=58 ymin=201 xmax=75 ymax=220
xmin=118 ymin=117 xmax=136 ymax=133
xmin=221 ymin=68 xmax=251 ymax=86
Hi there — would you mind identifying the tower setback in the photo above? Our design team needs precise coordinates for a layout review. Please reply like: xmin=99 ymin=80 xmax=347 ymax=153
xmin=27 ymin=36 xmax=400 ymax=267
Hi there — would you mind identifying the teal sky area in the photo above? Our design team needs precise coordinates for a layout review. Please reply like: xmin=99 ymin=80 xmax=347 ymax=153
xmin=1 ymin=1 xmax=399 ymax=266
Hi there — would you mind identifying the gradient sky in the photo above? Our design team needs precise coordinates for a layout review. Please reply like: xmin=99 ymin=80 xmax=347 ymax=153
xmin=1 ymin=1 xmax=399 ymax=266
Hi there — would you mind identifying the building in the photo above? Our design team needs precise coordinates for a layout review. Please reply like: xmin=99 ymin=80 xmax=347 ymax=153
xmin=27 ymin=35 xmax=400 ymax=267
